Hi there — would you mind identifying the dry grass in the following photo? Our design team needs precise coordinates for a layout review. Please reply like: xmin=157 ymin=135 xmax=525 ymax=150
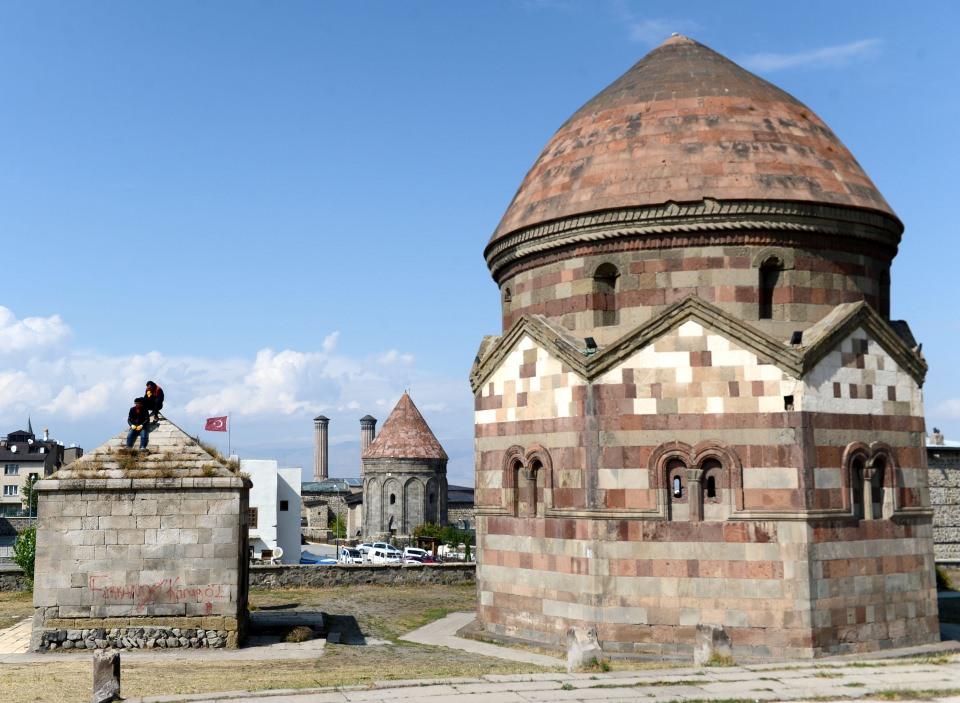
xmin=0 ymin=590 xmax=32 ymax=630
xmin=0 ymin=583 xmax=551 ymax=703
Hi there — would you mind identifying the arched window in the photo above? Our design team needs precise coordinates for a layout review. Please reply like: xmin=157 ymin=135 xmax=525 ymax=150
xmin=503 ymin=287 xmax=512 ymax=304
xmin=666 ymin=457 xmax=688 ymax=522
xmin=850 ymin=455 xmax=866 ymax=520
xmin=868 ymin=455 xmax=887 ymax=520
xmin=705 ymin=475 xmax=716 ymax=499
xmin=389 ymin=493 xmax=396 ymax=505
xmin=593 ymin=263 xmax=619 ymax=327
xmin=759 ymin=257 xmax=783 ymax=320
xmin=528 ymin=460 xmax=542 ymax=518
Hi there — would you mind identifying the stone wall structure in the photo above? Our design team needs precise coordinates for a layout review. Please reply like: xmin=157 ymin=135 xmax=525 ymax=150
xmin=31 ymin=419 xmax=250 ymax=651
xmin=362 ymin=393 xmax=448 ymax=539
xmin=928 ymin=437 xmax=960 ymax=564
xmin=472 ymin=35 xmax=938 ymax=660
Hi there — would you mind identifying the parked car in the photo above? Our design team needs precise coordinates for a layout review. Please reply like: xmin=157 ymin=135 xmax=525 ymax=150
xmin=339 ymin=547 xmax=363 ymax=564
xmin=403 ymin=547 xmax=428 ymax=560
xmin=372 ymin=541 xmax=398 ymax=552
xmin=300 ymin=553 xmax=337 ymax=565
xmin=357 ymin=543 xmax=374 ymax=560
xmin=369 ymin=547 xmax=401 ymax=564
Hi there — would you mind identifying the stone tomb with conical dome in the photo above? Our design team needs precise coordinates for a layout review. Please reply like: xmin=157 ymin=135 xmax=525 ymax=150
xmin=361 ymin=393 xmax=448 ymax=539
xmin=31 ymin=418 xmax=251 ymax=651
xmin=471 ymin=36 xmax=937 ymax=660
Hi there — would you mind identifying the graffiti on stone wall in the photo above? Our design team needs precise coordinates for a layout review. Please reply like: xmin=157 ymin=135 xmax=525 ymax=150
xmin=88 ymin=574 xmax=228 ymax=609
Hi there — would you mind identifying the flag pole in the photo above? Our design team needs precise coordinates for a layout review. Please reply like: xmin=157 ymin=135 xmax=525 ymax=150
xmin=228 ymin=413 xmax=232 ymax=457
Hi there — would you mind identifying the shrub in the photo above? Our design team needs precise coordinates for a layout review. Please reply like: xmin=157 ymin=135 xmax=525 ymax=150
xmin=936 ymin=565 xmax=954 ymax=591
xmin=284 ymin=626 xmax=313 ymax=643
xmin=13 ymin=526 xmax=36 ymax=585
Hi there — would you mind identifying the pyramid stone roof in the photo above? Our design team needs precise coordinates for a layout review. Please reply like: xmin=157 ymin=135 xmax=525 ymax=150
xmin=53 ymin=417 xmax=237 ymax=480
xmin=490 ymin=35 xmax=898 ymax=247
xmin=361 ymin=393 xmax=447 ymax=461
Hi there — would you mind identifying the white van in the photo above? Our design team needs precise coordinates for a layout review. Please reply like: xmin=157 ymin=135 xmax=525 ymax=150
xmin=370 ymin=547 xmax=401 ymax=564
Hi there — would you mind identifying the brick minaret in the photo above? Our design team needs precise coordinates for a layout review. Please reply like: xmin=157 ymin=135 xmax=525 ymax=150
xmin=313 ymin=415 xmax=329 ymax=481
xmin=359 ymin=415 xmax=376 ymax=477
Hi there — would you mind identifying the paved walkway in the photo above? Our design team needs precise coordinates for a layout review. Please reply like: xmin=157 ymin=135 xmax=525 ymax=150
xmin=0 ymin=617 xmax=29 ymax=654
xmin=124 ymin=657 xmax=960 ymax=702
xmin=400 ymin=611 xmax=564 ymax=667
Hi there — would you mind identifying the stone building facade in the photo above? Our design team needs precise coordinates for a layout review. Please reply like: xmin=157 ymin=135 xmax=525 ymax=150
xmin=31 ymin=419 xmax=250 ymax=651
xmin=471 ymin=35 xmax=938 ymax=660
xmin=362 ymin=393 xmax=448 ymax=539
xmin=928 ymin=430 xmax=960 ymax=565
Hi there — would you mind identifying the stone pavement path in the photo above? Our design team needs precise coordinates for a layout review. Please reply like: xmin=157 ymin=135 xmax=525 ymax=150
xmin=0 ymin=617 xmax=29 ymax=654
xmin=400 ymin=611 xmax=564 ymax=667
xmin=124 ymin=657 xmax=960 ymax=703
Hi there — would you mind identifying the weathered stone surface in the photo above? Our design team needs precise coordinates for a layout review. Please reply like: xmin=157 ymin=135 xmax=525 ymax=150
xmin=565 ymin=626 xmax=603 ymax=672
xmin=694 ymin=624 xmax=733 ymax=666
xmin=249 ymin=563 xmax=474 ymax=589
xmin=92 ymin=650 xmax=120 ymax=703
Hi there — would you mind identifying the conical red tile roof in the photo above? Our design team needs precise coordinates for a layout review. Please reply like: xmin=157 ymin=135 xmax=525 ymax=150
xmin=361 ymin=393 xmax=447 ymax=461
xmin=490 ymin=35 xmax=897 ymax=246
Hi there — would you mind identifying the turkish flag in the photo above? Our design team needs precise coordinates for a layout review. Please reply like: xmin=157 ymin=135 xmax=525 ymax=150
xmin=205 ymin=416 xmax=228 ymax=432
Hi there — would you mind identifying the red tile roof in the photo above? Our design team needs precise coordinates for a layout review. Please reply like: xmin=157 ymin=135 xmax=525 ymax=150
xmin=490 ymin=35 xmax=897 ymax=246
xmin=361 ymin=393 xmax=447 ymax=461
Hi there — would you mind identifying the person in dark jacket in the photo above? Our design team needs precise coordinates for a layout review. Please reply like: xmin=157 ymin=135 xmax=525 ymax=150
xmin=144 ymin=381 xmax=164 ymax=421
xmin=126 ymin=397 xmax=150 ymax=450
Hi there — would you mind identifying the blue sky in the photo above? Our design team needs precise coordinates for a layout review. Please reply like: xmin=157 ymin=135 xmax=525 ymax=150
xmin=0 ymin=1 xmax=957 ymax=485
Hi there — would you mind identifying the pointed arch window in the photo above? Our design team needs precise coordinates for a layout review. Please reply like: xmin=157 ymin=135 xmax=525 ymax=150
xmin=593 ymin=263 xmax=619 ymax=327
xmin=759 ymin=257 xmax=783 ymax=320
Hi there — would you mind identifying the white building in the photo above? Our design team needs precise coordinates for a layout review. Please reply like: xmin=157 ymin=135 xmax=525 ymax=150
xmin=241 ymin=459 xmax=302 ymax=564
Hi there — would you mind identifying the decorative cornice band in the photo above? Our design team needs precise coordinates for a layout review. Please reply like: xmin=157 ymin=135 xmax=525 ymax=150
xmin=484 ymin=199 xmax=903 ymax=282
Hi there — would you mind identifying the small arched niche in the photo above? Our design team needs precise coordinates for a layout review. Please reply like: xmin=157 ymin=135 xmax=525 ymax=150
xmin=593 ymin=263 xmax=619 ymax=327
xmin=758 ymin=256 xmax=784 ymax=320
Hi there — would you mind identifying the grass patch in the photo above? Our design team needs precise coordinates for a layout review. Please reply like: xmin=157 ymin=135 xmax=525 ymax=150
xmin=814 ymin=671 xmax=844 ymax=678
xmin=0 ymin=590 xmax=32 ymax=630
xmin=843 ymin=682 xmax=866 ymax=687
xmin=874 ymin=689 xmax=960 ymax=701
xmin=703 ymin=654 xmax=735 ymax=667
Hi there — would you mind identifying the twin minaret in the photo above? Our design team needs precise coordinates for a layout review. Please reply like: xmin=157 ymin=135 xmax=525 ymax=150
xmin=312 ymin=414 xmax=378 ymax=481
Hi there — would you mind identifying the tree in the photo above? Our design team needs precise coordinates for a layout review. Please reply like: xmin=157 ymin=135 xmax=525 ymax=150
xmin=21 ymin=475 xmax=39 ymax=516
xmin=13 ymin=526 xmax=36 ymax=585
xmin=330 ymin=513 xmax=346 ymax=539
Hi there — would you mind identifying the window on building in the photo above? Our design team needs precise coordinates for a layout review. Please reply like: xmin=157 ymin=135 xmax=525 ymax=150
xmin=672 ymin=475 xmax=683 ymax=498
xmin=850 ymin=456 xmax=865 ymax=520
xmin=390 ymin=493 xmax=396 ymax=505
xmin=593 ymin=263 xmax=619 ymax=326
xmin=247 ymin=507 xmax=259 ymax=528
xmin=279 ymin=500 xmax=289 ymax=512
xmin=3 ymin=485 xmax=18 ymax=497
xmin=759 ymin=258 xmax=782 ymax=320
xmin=4 ymin=464 xmax=19 ymax=476
xmin=705 ymin=475 xmax=716 ymax=499
xmin=503 ymin=287 xmax=512 ymax=303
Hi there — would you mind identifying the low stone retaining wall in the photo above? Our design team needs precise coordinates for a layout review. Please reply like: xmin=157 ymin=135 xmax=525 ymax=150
xmin=38 ymin=624 xmax=232 ymax=651
xmin=0 ymin=564 xmax=28 ymax=591
xmin=250 ymin=562 xmax=475 ymax=589
xmin=1 ymin=563 xmax=476 ymax=592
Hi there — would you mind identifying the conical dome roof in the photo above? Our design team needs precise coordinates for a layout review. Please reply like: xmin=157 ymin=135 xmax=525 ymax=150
xmin=490 ymin=35 xmax=897 ymax=247
xmin=362 ymin=393 xmax=447 ymax=461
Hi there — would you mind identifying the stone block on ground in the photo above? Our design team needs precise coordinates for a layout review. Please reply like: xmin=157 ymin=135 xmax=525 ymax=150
xmin=694 ymin=623 xmax=732 ymax=666
xmin=565 ymin=626 xmax=603 ymax=672
xmin=92 ymin=649 xmax=120 ymax=703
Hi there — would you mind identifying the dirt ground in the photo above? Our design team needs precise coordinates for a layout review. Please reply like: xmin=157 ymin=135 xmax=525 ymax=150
xmin=0 ymin=591 xmax=31 ymax=630
xmin=0 ymin=583 xmax=550 ymax=703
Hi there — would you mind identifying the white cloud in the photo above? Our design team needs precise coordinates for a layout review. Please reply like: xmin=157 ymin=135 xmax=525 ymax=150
xmin=322 ymin=331 xmax=340 ymax=352
xmin=740 ymin=39 xmax=881 ymax=73
xmin=0 ymin=306 xmax=70 ymax=353
xmin=377 ymin=349 xmax=415 ymax=365
xmin=44 ymin=383 xmax=112 ymax=419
